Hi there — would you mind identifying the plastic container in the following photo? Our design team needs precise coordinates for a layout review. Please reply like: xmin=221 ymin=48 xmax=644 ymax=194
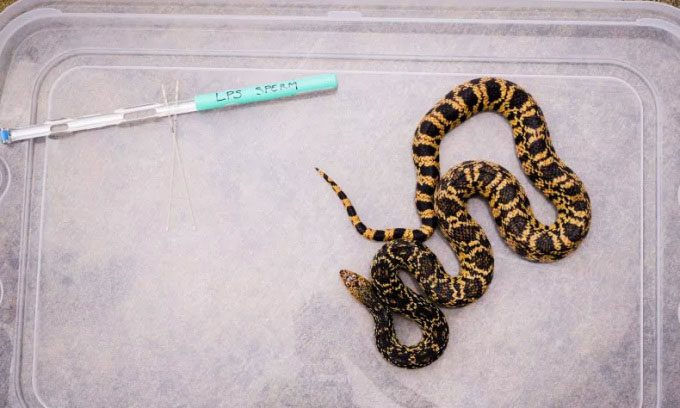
xmin=0 ymin=1 xmax=679 ymax=406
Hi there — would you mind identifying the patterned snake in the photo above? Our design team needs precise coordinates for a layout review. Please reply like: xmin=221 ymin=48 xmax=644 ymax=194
xmin=317 ymin=78 xmax=592 ymax=368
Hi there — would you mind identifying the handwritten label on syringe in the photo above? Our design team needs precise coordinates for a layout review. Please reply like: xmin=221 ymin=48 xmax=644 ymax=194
xmin=195 ymin=80 xmax=299 ymax=110
xmin=215 ymin=81 xmax=299 ymax=103
xmin=193 ymin=74 xmax=337 ymax=112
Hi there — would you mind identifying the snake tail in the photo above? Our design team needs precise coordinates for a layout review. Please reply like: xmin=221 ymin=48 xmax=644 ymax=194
xmin=316 ymin=168 xmax=431 ymax=242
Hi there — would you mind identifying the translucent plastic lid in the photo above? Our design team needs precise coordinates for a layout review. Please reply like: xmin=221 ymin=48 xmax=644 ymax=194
xmin=0 ymin=1 xmax=679 ymax=407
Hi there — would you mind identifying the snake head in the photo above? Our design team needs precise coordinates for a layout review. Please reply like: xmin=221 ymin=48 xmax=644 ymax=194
xmin=339 ymin=270 xmax=381 ymax=310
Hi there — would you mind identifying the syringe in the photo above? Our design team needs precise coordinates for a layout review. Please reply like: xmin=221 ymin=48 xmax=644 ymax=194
xmin=0 ymin=73 xmax=338 ymax=144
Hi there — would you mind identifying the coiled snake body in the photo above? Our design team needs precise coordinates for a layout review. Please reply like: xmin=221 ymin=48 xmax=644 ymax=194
xmin=318 ymin=78 xmax=592 ymax=368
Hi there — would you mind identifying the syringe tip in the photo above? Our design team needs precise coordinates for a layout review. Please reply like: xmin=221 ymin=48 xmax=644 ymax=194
xmin=0 ymin=129 xmax=10 ymax=144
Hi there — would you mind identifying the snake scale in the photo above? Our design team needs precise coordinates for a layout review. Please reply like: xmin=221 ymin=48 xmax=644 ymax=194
xmin=317 ymin=77 xmax=592 ymax=368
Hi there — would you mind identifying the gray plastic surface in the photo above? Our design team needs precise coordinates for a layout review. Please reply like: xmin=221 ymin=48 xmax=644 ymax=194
xmin=0 ymin=1 xmax=679 ymax=407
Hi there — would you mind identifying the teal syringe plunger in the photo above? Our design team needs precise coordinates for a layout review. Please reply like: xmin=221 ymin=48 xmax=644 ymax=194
xmin=0 ymin=73 xmax=338 ymax=144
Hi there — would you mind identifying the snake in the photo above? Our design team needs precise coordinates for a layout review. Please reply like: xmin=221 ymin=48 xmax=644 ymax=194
xmin=317 ymin=77 xmax=592 ymax=368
